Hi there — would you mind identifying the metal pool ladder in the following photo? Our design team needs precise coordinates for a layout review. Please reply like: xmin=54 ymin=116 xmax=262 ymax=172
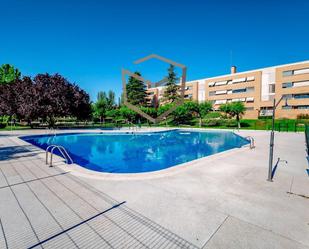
xmin=245 ymin=136 xmax=255 ymax=149
xmin=46 ymin=145 xmax=73 ymax=167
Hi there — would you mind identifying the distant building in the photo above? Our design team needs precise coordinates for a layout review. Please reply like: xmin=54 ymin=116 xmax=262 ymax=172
xmin=146 ymin=60 xmax=309 ymax=119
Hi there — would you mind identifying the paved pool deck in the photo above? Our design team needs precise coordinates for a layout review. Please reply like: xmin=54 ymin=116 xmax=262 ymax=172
xmin=0 ymin=128 xmax=308 ymax=249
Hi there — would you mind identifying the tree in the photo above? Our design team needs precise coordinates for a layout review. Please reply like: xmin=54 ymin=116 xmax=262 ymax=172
xmin=189 ymin=101 xmax=213 ymax=127
xmin=229 ymin=102 xmax=246 ymax=128
xmin=14 ymin=77 xmax=39 ymax=123
xmin=220 ymin=102 xmax=245 ymax=128
xmin=126 ymin=72 xmax=147 ymax=106
xmin=219 ymin=103 xmax=230 ymax=115
xmin=107 ymin=90 xmax=115 ymax=109
xmin=0 ymin=72 xmax=91 ymax=127
xmin=68 ymin=84 xmax=92 ymax=121
xmin=172 ymin=101 xmax=195 ymax=125
xmin=119 ymin=106 xmax=138 ymax=123
xmin=33 ymin=73 xmax=91 ymax=127
xmin=93 ymin=90 xmax=116 ymax=123
xmin=94 ymin=91 xmax=108 ymax=123
xmin=163 ymin=64 xmax=180 ymax=103
xmin=0 ymin=77 xmax=36 ymax=122
xmin=0 ymin=64 xmax=21 ymax=84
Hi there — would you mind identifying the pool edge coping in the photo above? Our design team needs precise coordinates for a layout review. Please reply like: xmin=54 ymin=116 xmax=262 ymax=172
xmin=12 ymin=128 xmax=252 ymax=181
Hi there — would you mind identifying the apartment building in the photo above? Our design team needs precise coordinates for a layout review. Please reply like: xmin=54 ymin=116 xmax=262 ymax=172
xmin=146 ymin=81 xmax=199 ymax=106
xmin=146 ymin=60 xmax=309 ymax=119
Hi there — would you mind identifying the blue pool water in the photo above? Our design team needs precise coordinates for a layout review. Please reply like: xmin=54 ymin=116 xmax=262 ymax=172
xmin=22 ymin=130 xmax=249 ymax=173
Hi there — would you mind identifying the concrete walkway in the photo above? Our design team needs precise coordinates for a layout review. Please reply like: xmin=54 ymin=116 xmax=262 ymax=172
xmin=0 ymin=128 xmax=308 ymax=249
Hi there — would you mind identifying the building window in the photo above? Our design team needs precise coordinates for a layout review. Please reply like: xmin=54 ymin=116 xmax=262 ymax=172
xmin=246 ymin=76 xmax=255 ymax=81
xmin=184 ymin=94 xmax=193 ymax=99
xmin=232 ymin=77 xmax=246 ymax=84
xmin=246 ymin=107 xmax=254 ymax=111
xmin=246 ymin=97 xmax=254 ymax=103
xmin=293 ymin=68 xmax=309 ymax=75
xmin=297 ymin=105 xmax=309 ymax=109
xmin=294 ymin=93 xmax=309 ymax=99
xmin=282 ymin=81 xmax=309 ymax=88
xmin=215 ymin=81 xmax=228 ymax=86
xmin=282 ymin=82 xmax=293 ymax=88
xmin=293 ymin=81 xmax=309 ymax=87
xmin=232 ymin=88 xmax=246 ymax=94
xmin=208 ymin=82 xmax=215 ymax=87
xmin=282 ymin=105 xmax=292 ymax=110
xmin=209 ymin=91 xmax=216 ymax=96
xmin=283 ymin=94 xmax=292 ymax=99
xmin=269 ymin=84 xmax=275 ymax=93
xmin=282 ymin=70 xmax=293 ymax=77
xmin=246 ymin=87 xmax=255 ymax=93
xmin=215 ymin=90 xmax=227 ymax=95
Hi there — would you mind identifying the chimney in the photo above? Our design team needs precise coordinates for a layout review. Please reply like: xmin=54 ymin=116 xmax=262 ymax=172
xmin=231 ymin=66 xmax=237 ymax=74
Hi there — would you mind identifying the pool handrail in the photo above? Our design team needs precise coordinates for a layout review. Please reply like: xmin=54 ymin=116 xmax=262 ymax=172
xmin=46 ymin=145 xmax=73 ymax=166
xmin=245 ymin=136 xmax=255 ymax=149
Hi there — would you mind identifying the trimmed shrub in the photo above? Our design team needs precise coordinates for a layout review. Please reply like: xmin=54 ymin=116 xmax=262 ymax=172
xmin=224 ymin=119 xmax=238 ymax=127
xmin=297 ymin=114 xmax=309 ymax=119
xmin=203 ymin=119 xmax=223 ymax=127
xmin=258 ymin=116 xmax=272 ymax=120
xmin=239 ymin=121 xmax=251 ymax=127
xmin=204 ymin=112 xmax=223 ymax=119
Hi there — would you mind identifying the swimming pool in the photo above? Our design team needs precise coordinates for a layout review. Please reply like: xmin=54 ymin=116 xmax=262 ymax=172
xmin=22 ymin=130 xmax=249 ymax=173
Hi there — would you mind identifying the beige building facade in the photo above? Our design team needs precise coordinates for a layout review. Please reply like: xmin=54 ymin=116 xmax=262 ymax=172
xmin=147 ymin=60 xmax=309 ymax=119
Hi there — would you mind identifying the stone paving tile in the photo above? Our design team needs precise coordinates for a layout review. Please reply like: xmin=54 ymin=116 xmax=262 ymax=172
xmin=0 ymin=218 xmax=8 ymax=249
xmin=0 ymin=188 xmax=39 ymax=248
xmin=0 ymin=135 xmax=199 ymax=249
xmin=202 ymin=216 xmax=309 ymax=249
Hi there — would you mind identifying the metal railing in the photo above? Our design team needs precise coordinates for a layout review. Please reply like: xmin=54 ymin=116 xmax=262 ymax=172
xmin=245 ymin=136 xmax=255 ymax=149
xmin=46 ymin=145 xmax=73 ymax=167
xmin=127 ymin=121 xmax=141 ymax=132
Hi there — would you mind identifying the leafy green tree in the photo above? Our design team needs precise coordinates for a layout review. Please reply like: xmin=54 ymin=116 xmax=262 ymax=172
xmin=93 ymin=90 xmax=116 ymax=123
xmin=119 ymin=106 xmax=138 ymax=123
xmin=126 ymin=72 xmax=147 ymax=106
xmin=94 ymin=91 xmax=108 ymax=123
xmin=220 ymin=102 xmax=245 ymax=128
xmin=107 ymin=90 xmax=115 ymax=108
xmin=229 ymin=102 xmax=246 ymax=128
xmin=0 ymin=64 xmax=21 ymax=84
xmin=163 ymin=64 xmax=180 ymax=103
xmin=189 ymin=101 xmax=213 ymax=127
xmin=219 ymin=103 xmax=230 ymax=114
xmin=157 ymin=103 xmax=174 ymax=116
xmin=172 ymin=101 xmax=195 ymax=125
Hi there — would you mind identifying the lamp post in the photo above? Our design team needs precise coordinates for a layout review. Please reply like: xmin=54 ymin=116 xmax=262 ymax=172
xmin=267 ymin=96 xmax=288 ymax=181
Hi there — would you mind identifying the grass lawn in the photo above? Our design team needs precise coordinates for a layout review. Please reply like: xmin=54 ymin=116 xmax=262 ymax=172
xmin=0 ymin=125 xmax=31 ymax=131
xmin=0 ymin=119 xmax=307 ymax=132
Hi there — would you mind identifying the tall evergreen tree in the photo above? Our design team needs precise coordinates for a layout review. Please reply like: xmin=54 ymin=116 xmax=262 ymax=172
xmin=0 ymin=64 xmax=21 ymax=84
xmin=163 ymin=64 xmax=180 ymax=103
xmin=126 ymin=72 xmax=147 ymax=106
xmin=107 ymin=90 xmax=115 ymax=108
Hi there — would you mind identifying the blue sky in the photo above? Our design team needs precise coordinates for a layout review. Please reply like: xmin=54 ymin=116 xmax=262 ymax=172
xmin=1 ymin=0 xmax=309 ymax=101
